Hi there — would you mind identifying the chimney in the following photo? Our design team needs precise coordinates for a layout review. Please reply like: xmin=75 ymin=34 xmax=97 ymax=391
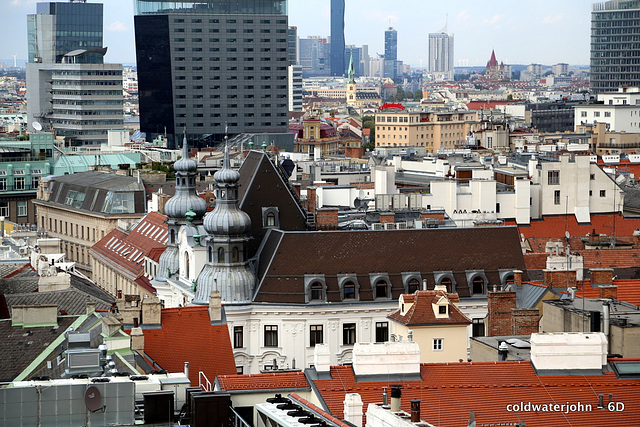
xmin=590 ymin=268 xmax=614 ymax=287
xmin=86 ymin=300 xmax=96 ymax=315
xmin=130 ymin=326 xmax=144 ymax=352
xmin=390 ymin=385 xmax=402 ymax=412
xmin=208 ymin=291 xmax=222 ymax=323
xmin=141 ymin=295 xmax=162 ymax=325
xmin=513 ymin=270 xmax=523 ymax=287
xmin=184 ymin=362 xmax=189 ymax=380
xmin=382 ymin=387 xmax=388 ymax=406
xmin=343 ymin=393 xmax=363 ymax=427
xmin=410 ymin=399 xmax=421 ymax=423
xmin=498 ymin=341 xmax=509 ymax=361
xmin=589 ymin=229 xmax=599 ymax=244
xmin=307 ymin=186 xmax=317 ymax=216
xmin=599 ymin=285 xmax=617 ymax=300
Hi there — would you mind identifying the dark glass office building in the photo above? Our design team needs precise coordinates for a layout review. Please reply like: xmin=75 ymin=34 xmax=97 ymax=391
xmin=384 ymin=27 xmax=397 ymax=80
xmin=591 ymin=0 xmax=640 ymax=93
xmin=134 ymin=0 xmax=289 ymax=148
xmin=330 ymin=0 xmax=345 ymax=77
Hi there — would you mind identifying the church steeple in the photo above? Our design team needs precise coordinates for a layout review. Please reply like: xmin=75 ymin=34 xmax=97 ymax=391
xmin=346 ymin=50 xmax=357 ymax=105
xmin=348 ymin=50 xmax=355 ymax=84
xmin=194 ymin=144 xmax=255 ymax=304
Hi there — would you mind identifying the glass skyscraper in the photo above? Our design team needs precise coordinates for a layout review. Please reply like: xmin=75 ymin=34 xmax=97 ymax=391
xmin=330 ymin=0 xmax=345 ymax=77
xmin=384 ymin=27 xmax=397 ymax=80
xmin=134 ymin=0 xmax=290 ymax=148
xmin=26 ymin=1 xmax=123 ymax=146
xmin=591 ymin=0 xmax=640 ymax=93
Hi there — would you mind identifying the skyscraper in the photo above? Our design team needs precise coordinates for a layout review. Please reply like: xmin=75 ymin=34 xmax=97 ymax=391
xmin=134 ymin=0 xmax=289 ymax=148
xmin=428 ymin=30 xmax=454 ymax=81
xmin=384 ymin=27 xmax=397 ymax=80
xmin=26 ymin=1 xmax=123 ymax=146
xmin=299 ymin=36 xmax=331 ymax=77
xmin=330 ymin=0 xmax=345 ymax=77
xmin=591 ymin=0 xmax=640 ymax=93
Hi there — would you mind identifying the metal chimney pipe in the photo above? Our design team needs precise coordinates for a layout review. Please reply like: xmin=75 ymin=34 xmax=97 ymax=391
xmin=184 ymin=362 xmax=189 ymax=379
xmin=603 ymin=301 xmax=611 ymax=354
xmin=390 ymin=385 xmax=402 ymax=412
xmin=382 ymin=387 xmax=388 ymax=406
xmin=410 ymin=399 xmax=421 ymax=423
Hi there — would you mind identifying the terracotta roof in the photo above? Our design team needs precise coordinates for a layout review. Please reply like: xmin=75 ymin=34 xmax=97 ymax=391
xmin=90 ymin=211 xmax=167 ymax=284
xmin=311 ymin=362 xmax=640 ymax=427
xmin=254 ymin=227 xmax=527 ymax=301
xmin=507 ymin=214 xmax=640 ymax=240
xmin=388 ymin=290 xmax=470 ymax=326
xmin=523 ymin=252 xmax=549 ymax=270
xmin=141 ymin=305 xmax=236 ymax=386
xmin=575 ymin=279 xmax=640 ymax=305
xmin=217 ymin=371 xmax=309 ymax=391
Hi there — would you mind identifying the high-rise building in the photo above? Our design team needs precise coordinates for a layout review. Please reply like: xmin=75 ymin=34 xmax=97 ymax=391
xmin=552 ymin=63 xmax=569 ymax=76
xmin=428 ymin=30 xmax=454 ymax=81
xmin=591 ymin=0 xmax=640 ymax=93
xmin=26 ymin=1 xmax=124 ymax=146
xmin=299 ymin=36 xmax=331 ymax=77
xmin=134 ymin=0 xmax=289 ymax=148
xmin=288 ymin=26 xmax=299 ymax=65
xmin=384 ymin=27 xmax=397 ymax=80
xmin=330 ymin=0 xmax=345 ymax=77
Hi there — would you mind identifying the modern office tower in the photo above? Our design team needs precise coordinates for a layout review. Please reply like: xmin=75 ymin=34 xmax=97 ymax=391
xmin=134 ymin=0 xmax=289 ymax=148
xmin=26 ymin=1 xmax=124 ymax=146
xmin=428 ymin=30 xmax=454 ymax=80
xmin=288 ymin=26 xmax=299 ymax=65
xmin=591 ymin=0 xmax=640 ymax=93
xmin=299 ymin=36 xmax=331 ymax=77
xmin=330 ymin=0 xmax=345 ymax=76
xmin=288 ymin=64 xmax=303 ymax=111
xmin=384 ymin=27 xmax=397 ymax=80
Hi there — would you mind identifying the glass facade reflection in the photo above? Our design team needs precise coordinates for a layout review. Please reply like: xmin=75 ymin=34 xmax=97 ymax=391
xmin=330 ymin=0 xmax=345 ymax=77
xmin=134 ymin=0 xmax=286 ymax=15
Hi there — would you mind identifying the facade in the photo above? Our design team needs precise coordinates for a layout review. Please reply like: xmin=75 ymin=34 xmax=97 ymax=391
xmin=526 ymin=101 xmax=578 ymax=132
xmin=299 ymin=36 xmax=331 ymax=78
xmin=591 ymin=0 xmax=640 ymax=93
xmin=428 ymin=31 xmax=454 ymax=81
xmin=384 ymin=27 xmax=397 ymax=80
xmin=287 ymin=25 xmax=298 ymax=65
xmin=575 ymin=86 xmax=640 ymax=132
xmin=485 ymin=50 xmax=507 ymax=80
xmin=291 ymin=116 xmax=341 ymax=156
xmin=552 ymin=63 xmax=569 ymax=76
xmin=0 ymin=132 xmax=54 ymax=225
xmin=330 ymin=0 xmax=345 ymax=77
xmin=134 ymin=0 xmax=289 ymax=148
xmin=288 ymin=64 xmax=303 ymax=111
xmin=375 ymin=107 xmax=481 ymax=152
xmin=26 ymin=1 xmax=124 ymax=146
xmin=32 ymin=171 xmax=147 ymax=277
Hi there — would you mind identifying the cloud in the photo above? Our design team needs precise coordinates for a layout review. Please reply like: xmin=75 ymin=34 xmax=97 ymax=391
xmin=107 ymin=21 xmax=128 ymax=32
xmin=456 ymin=10 xmax=471 ymax=25
xmin=542 ymin=15 xmax=563 ymax=24
xmin=10 ymin=0 xmax=38 ymax=7
xmin=483 ymin=14 xmax=506 ymax=27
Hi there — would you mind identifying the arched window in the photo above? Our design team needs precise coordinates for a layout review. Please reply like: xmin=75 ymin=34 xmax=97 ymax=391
xmin=218 ymin=247 xmax=225 ymax=263
xmin=408 ymin=278 xmax=421 ymax=293
xmin=184 ymin=253 xmax=190 ymax=279
xmin=343 ymin=281 xmax=356 ymax=299
xmin=232 ymin=247 xmax=239 ymax=263
xmin=266 ymin=212 xmax=276 ymax=227
xmin=504 ymin=274 xmax=515 ymax=286
xmin=440 ymin=277 xmax=453 ymax=292
xmin=375 ymin=279 xmax=389 ymax=298
xmin=472 ymin=276 xmax=485 ymax=294
xmin=310 ymin=282 xmax=323 ymax=300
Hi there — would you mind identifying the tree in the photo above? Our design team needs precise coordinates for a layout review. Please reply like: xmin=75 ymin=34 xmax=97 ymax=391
xmin=414 ymin=90 xmax=423 ymax=101
xmin=405 ymin=91 xmax=413 ymax=101
xmin=362 ymin=115 xmax=376 ymax=150
xmin=396 ymin=86 xmax=405 ymax=101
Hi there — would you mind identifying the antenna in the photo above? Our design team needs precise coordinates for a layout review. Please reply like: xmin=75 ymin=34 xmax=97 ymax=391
xmin=32 ymin=121 xmax=42 ymax=132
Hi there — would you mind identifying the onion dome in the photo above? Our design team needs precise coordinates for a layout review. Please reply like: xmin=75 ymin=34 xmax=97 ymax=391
xmin=174 ymin=135 xmax=197 ymax=172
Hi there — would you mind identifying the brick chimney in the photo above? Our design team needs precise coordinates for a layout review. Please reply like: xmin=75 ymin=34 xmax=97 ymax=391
xmin=513 ymin=270 xmax=523 ymax=287
xmin=316 ymin=207 xmax=338 ymax=230
xmin=487 ymin=291 xmax=516 ymax=336
xmin=599 ymin=285 xmax=618 ymax=300
xmin=307 ymin=187 xmax=317 ymax=216
xmin=590 ymin=268 xmax=614 ymax=286
xmin=543 ymin=269 xmax=577 ymax=288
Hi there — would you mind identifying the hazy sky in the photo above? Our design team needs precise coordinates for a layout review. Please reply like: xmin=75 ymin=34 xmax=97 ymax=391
xmin=3 ymin=0 xmax=595 ymax=67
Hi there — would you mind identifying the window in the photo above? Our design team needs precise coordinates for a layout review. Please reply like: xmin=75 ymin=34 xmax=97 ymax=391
xmin=554 ymin=190 xmax=561 ymax=205
xmin=590 ymin=174 xmax=595 ymax=180
xmin=600 ymin=190 xmax=606 ymax=197
xmin=236 ymin=366 xmax=243 ymax=375
xmin=0 ymin=202 xmax=7 ymax=216
xmin=343 ymin=323 xmax=356 ymax=345
xmin=433 ymin=338 xmax=443 ymax=351
xmin=594 ymin=111 xmax=600 ymax=117
xmin=472 ymin=276 xmax=485 ymax=294
xmin=264 ymin=325 xmax=278 ymax=347
xmin=0 ymin=178 xmax=6 ymax=191
xmin=375 ymin=279 xmax=388 ymax=298
xmin=266 ymin=212 xmax=276 ymax=226
xmin=472 ymin=318 xmax=485 ymax=337
xmin=310 ymin=282 xmax=323 ymax=300
xmin=343 ymin=281 xmax=356 ymax=299
xmin=234 ymin=326 xmax=243 ymax=348
xmin=548 ymin=170 xmax=559 ymax=185
xmin=440 ymin=277 xmax=453 ymax=291
xmin=407 ymin=278 xmax=420 ymax=293
xmin=14 ymin=177 xmax=24 ymax=190
xmin=375 ymin=322 xmax=389 ymax=343
xmin=310 ymin=325 xmax=323 ymax=347
xmin=605 ymin=112 xmax=611 ymax=117
xmin=439 ymin=305 xmax=447 ymax=314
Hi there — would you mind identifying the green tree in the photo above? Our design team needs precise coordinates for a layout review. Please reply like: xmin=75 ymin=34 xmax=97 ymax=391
xmin=396 ymin=86 xmax=405 ymax=101
xmin=405 ymin=91 xmax=413 ymax=101
xmin=414 ymin=90 xmax=423 ymax=101
xmin=362 ymin=115 xmax=376 ymax=151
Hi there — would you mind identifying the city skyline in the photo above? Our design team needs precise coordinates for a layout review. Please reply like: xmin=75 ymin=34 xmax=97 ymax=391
xmin=4 ymin=1 xmax=594 ymax=67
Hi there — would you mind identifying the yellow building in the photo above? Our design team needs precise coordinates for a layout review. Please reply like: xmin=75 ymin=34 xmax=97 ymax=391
xmin=346 ymin=51 xmax=382 ymax=108
xmin=387 ymin=287 xmax=471 ymax=363
xmin=291 ymin=115 xmax=341 ymax=157
xmin=375 ymin=107 xmax=480 ymax=152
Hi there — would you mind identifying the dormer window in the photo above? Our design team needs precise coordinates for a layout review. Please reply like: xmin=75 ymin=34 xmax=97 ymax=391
xmin=343 ymin=281 xmax=356 ymax=299
xmin=262 ymin=207 xmax=280 ymax=228
xmin=304 ymin=275 xmax=326 ymax=303
xmin=439 ymin=305 xmax=447 ymax=315
xmin=408 ymin=278 xmax=420 ymax=293
xmin=440 ymin=277 xmax=452 ymax=291
xmin=375 ymin=279 xmax=388 ymax=298
xmin=472 ymin=276 xmax=485 ymax=294
xmin=310 ymin=282 xmax=323 ymax=300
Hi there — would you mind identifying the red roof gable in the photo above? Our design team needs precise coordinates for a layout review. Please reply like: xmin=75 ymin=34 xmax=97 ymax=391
xmin=388 ymin=290 xmax=470 ymax=326
xmin=142 ymin=306 xmax=237 ymax=385
xmin=217 ymin=371 xmax=309 ymax=391
xmin=312 ymin=362 xmax=640 ymax=427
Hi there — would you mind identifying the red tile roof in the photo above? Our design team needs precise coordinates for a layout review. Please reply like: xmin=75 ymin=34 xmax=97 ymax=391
xmin=388 ymin=291 xmax=470 ymax=326
xmin=90 ymin=211 xmax=168 ymax=285
xmin=575 ymin=279 xmax=640 ymax=305
xmin=142 ymin=306 xmax=237 ymax=386
xmin=312 ymin=362 xmax=640 ymax=427
xmin=217 ymin=371 xmax=309 ymax=391
xmin=507 ymin=214 xmax=639 ymax=240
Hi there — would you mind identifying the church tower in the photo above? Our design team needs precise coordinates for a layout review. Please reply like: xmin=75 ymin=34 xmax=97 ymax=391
xmin=194 ymin=145 xmax=255 ymax=304
xmin=346 ymin=51 xmax=357 ymax=105
xmin=152 ymin=135 xmax=207 ymax=288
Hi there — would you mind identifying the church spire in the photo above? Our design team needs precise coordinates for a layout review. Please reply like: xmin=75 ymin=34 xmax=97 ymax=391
xmin=348 ymin=50 xmax=355 ymax=84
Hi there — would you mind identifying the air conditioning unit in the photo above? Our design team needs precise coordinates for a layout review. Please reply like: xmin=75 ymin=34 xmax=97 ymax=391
xmin=19 ymin=247 xmax=29 ymax=255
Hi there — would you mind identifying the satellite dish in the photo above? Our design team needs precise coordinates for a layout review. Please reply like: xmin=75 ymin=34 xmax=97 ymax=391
xmin=32 ymin=121 xmax=43 ymax=131
xmin=565 ymin=231 xmax=570 ymax=239
xmin=84 ymin=386 xmax=102 ymax=412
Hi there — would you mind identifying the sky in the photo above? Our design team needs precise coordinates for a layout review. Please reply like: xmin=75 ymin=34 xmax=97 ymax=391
xmin=2 ymin=0 xmax=595 ymax=67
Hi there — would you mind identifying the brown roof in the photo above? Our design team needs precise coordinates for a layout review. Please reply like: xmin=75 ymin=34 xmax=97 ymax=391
xmin=217 ymin=371 xmax=309 ymax=391
xmin=388 ymin=290 xmax=471 ymax=326
xmin=254 ymin=226 xmax=527 ymax=302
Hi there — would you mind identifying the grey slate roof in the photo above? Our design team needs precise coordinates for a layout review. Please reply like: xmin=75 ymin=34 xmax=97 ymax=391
xmin=5 ymin=288 xmax=112 ymax=316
